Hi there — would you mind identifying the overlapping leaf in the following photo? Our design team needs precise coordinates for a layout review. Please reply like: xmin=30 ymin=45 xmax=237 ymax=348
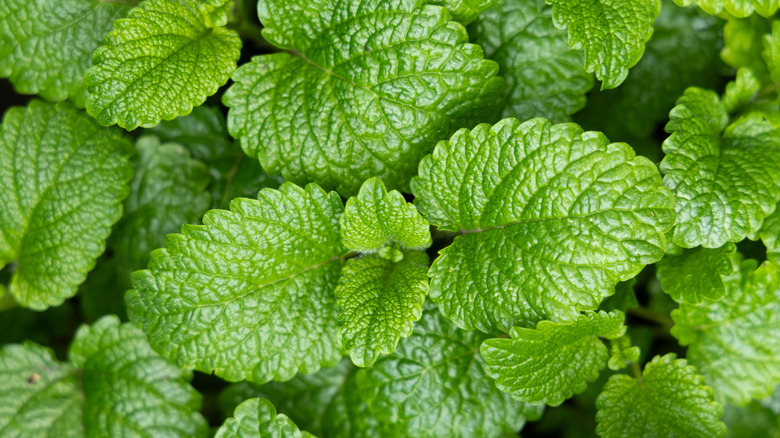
xmin=674 ymin=0 xmax=778 ymax=18
xmin=429 ymin=0 xmax=500 ymax=24
xmin=656 ymin=244 xmax=736 ymax=304
xmin=216 ymin=398 xmax=313 ymax=438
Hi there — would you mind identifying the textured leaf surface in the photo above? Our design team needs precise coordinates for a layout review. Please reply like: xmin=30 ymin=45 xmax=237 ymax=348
xmin=661 ymin=88 xmax=780 ymax=248
xmin=548 ymin=0 xmax=660 ymax=89
xmin=0 ymin=101 xmax=133 ymax=310
xmin=482 ymin=311 xmax=625 ymax=405
xmin=127 ymin=183 xmax=347 ymax=383
xmin=356 ymin=305 xmax=543 ymax=437
xmin=722 ymin=16 xmax=773 ymax=87
xmin=672 ymin=255 xmax=780 ymax=405
xmin=674 ymin=0 xmax=778 ymax=18
xmin=0 ymin=0 xmax=134 ymax=107
xmin=336 ymin=251 xmax=429 ymax=367
xmin=86 ymin=0 xmax=241 ymax=129
xmin=225 ymin=0 xmax=503 ymax=196
xmin=341 ymin=178 xmax=431 ymax=254
xmin=596 ymin=354 xmax=726 ymax=438
xmin=412 ymin=118 xmax=675 ymax=332
xmin=216 ymin=398 xmax=312 ymax=438
xmin=0 ymin=316 xmax=208 ymax=437
xmin=429 ymin=0 xmax=500 ymax=24
xmin=470 ymin=0 xmax=592 ymax=123
xmin=656 ymin=244 xmax=736 ymax=304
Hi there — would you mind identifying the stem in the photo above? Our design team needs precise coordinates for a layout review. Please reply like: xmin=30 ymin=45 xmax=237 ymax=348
xmin=631 ymin=361 xmax=643 ymax=385
xmin=627 ymin=306 xmax=674 ymax=328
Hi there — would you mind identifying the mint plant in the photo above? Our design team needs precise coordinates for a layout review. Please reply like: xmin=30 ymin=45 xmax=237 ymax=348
xmin=1 ymin=0 xmax=780 ymax=437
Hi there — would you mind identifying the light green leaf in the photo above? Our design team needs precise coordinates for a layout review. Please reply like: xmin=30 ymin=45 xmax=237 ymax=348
xmin=216 ymin=398 xmax=313 ymax=438
xmin=674 ymin=0 xmax=778 ymax=18
xmin=336 ymin=251 xmax=429 ymax=367
xmin=127 ymin=183 xmax=347 ymax=383
xmin=0 ymin=0 xmax=134 ymax=107
xmin=429 ymin=0 xmax=500 ymax=24
xmin=412 ymin=118 xmax=675 ymax=332
xmin=656 ymin=243 xmax=736 ymax=304
xmin=596 ymin=354 xmax=726 ymax=438
xmin=765 ymin=21 xmax=780 ymax=84
xmin=761 ymin=201 xmax=780 ymax=252
xmin=547 ymin=0 xmax=660 ymax=89
xmin=0 ymin=316 xmax=208 ymax=437
xmin=112 ymin=135 xmax=211 ymax=267
xmin=672 ymin=255 xmax=780 ymax=405
xmin=0 ymin=100 xmax=133 ymax=310
xmin=722 ymin=15 xmax=773 ymax=87
xmin=224 ymin=0 xmax=503 ymax=196
xmin=481 ymin=311 xmax=625 ymax=406
xmin=723 ymin=68 xmax=762 ymax=113
xmin=607 ymin=335 xmax=640 ymax=371
xmin=356 ymin=304 xmax=543 ymax=437
xmin=661 ymin=88 xmax=780 ymax=248
xmin=86 ymin=0 xmax=241 ymax=129
xmin=470 ymin=0 xmax=592 ymax=123
xmin=341 ymin=178 xmax=431 ymax=254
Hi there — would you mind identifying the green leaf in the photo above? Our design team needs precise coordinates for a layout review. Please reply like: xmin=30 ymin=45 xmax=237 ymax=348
xmin=656 ymin=243 xmax=736 ymax=304
xmin=607 ymin=335 xmax=640 ymax=371
xmin=127 ymin=182 xmax=347 ymax=383
xmin=341 ymin=178 xmax=431 ymax=254
xmin=469 ymin=0 xmax=592 ymax=123
xmin=412 ymin=118 xmax=675 ymax=332
xmin=86 ymin=0 xmax=241 ymax=130
xmin=661 ymin=88 xmax=780 ymax=248
xmin=356 ymin=304 xmax=543 ymax=437
xmin=672 ymin=255 xmax=780 ymax=405
xmin=0 ymin=100 xmax=133 ymax=310
xmin=761 ymin=201 xmax=780 ymax=252
xmin=722 ymin=15 xmax=773 ymax=87
xmin=336 ymin=251 xmax=429 ymax=367
xmin=547 ymin=0 xmax=660 ymax=89
xmin=674 ymin=0 xmax=778 ymax=18
xmin=112 ymin=135 xmax=211 ymax=267
xmin=481 ymin=311 xmax=625 ymax=406
xmin=722 ymin=400 xmax=780 ymax=438
xmin=765 ymin=21 xmax=780 ymax=84
xmin=723 ymin=68 xmax=763 ymax=113
xmin=224 ymin=0 xmax=504 ymax=196
xmin=216 ymin=398 xmax=313 ymax=438
xmin=0 ymin=0 xmax=134 ymax=107
xmin=596 ymin=354 xmax=726 ymax=438
xmin=598 ymin=280 xmax=638 ymax=313
xmin=0 ymin=316 xmax=208 ymax=437
xmin=429 ymin=0 xmax=500 ymax=24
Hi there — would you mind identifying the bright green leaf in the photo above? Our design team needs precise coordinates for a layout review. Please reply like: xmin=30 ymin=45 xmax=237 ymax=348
xmin=723 ymin=68 xmax=762 ymax=113
xmin=86 ymin=0 xmax=241 ymax=129
xmin=674 ymin=0 xmax=778 ymax=18
xmin=481 ymin=311 xmax=625 ymax=406
xmin=0 ymin=100 xmax=133 ymax=310
xmin=429 ymin=0 xmax=500 ymax=24
xmin=216 ymin=398 xmax=313 ymax=438
xmin=596 ymin=354 xmax=726 ymax=438
xmin=761 ymin=201 xmax=780 ymax=252
xmin=127 ymin=183 xmax=347 ymax=383
xmin=412 ymin=118 xmax=675 ymax=332
xmin=607 ymin=335 xmax=640 ymax=371
xmin=765 ymin=21 xmax=780 ymax=84
xmin=656 ymin=243 xmax=736 ymax=304
xmin=224 ymin=0 xmax=503 ymax=196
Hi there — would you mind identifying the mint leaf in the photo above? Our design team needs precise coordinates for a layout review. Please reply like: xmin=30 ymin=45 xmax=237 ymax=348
xmin=0 ymin=0 xmax=134 ymax=107
xmin=723 ymin=68 xmax=762 ymax=113
xmin=336 ymin=251 xmax=429 ymax=367
xmin=661 ymin=88 xmax=780 ymax=248
xmin=216 ymin=398 xmax=313 ymax=438
xmin=607 ymin=335 xmax=640 ymax=371
xmin=412 ymin=118 xmax=675 ymax=332
xmin=548 ymin=0 xmax=660 ymax=89
xmin=470 ymin=0 xmax=592 ymax=123
xmin=482 ymin=311 xmax=625 ymax=405
xmin=127 ymin=183 xmax=347 ymax=383
xmin=0 ymin=316 xmax=208 ymax=437
xmin=761 ymin=202 xmax=780 ymax=252
xmin=765 ymin=21 xmax=780 ymax=84
xmin=596 ymin=354 xmax=726 ymax=438
xmin=429 ymin=0 xmax=500 ymax=24
xmin=86 ymin=0 xmax=241 ymax=129
xmin=672 ymin=255 xmax=780 ymax=405
xmin=356 ymin=304 xmax=543 ymax=437
xmin=674 ymin=0 xmax=778 ymax=18
xmin=0 ymin=101 xmax=133 ymax=310
xmin=224 ymin=0 xmax=503 ymax=196
xmin=656 ymin=244 xmax=736 ymax=304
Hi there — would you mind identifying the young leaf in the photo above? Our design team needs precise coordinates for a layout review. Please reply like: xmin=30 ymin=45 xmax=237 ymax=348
xmin=86 ymin=0 xmax=241 ymax=129
xmin=429 ymin=0 xmax=500 ymax=24
xmin=672 ymin=255 xmax=780 ymax=405
xmin=412 ymin=118 xmax=675 ymax=332
xmin=596 ymin=354 xmax=726 ymax=438
xmin=127 ymin=183 xmax=348 ymax=383
xmin=674 ymin=0 xmax=778 ymax=18
xmin=723 ymin=68 xmax=762 ymax=113
xmin=336 ymin=251 xmax=429 ymax=367
xmin=661 ymin=88 xmax=780 ymax=248
xmin=0 ymin=0 xmax=134 ymax=107
xmin=481 ymin=311 xmax=625 ymax=406
xmin=656 ymin=243 xmax=736 ymax=304
xmin=216 ymin=398 xmax=313 ymax=438
xmin=356 ymin=304 xmax=543 ymax=437
xmin=0 ymin=316 xmax=208 ymax=437
xmin=224 ymin=0 xmax=504 ymax=196
xmin=607 ymin=335 xmax=640 ymax=371
xmin=469 ymin=0 xmax=592 ymax=123
xmin=547 ymin=0 xmax=660 ymax=89
xmin=0 ymin=101 xmax=133 ymax=310
xmin=340 ymin=178 xmax=431 ymax=254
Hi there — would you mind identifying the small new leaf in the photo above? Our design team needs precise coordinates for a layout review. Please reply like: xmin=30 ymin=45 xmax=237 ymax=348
xmin=481 ymin=311 xmax=625 ymax=406
xmin=607 ymin=336 xmax=640 ymax=371
xmin=216 ymin=398 xmax=313 ymax=438
xmin=656 ymin=243 xmax=736 ymax=304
